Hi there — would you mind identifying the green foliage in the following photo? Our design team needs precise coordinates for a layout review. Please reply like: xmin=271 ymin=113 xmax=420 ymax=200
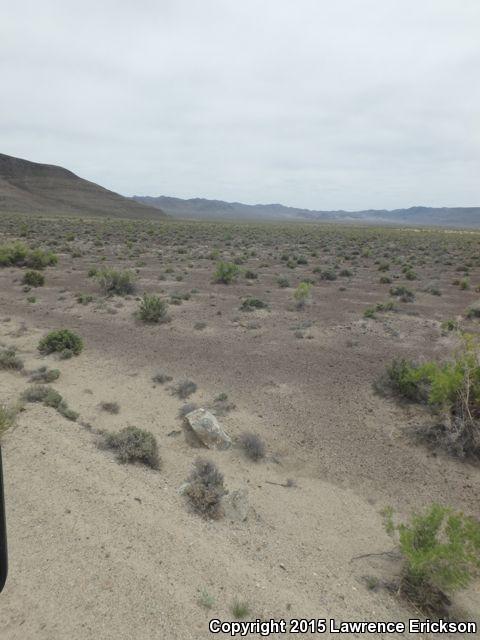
xmin=385 ymin=504 xmax=480 ymax=613
xmin=390 ymin=285 xmax=415 ymax=302
xmin=38 ymin=329 xmax=83 ymax=356
xmin=22 ymin=270 xmax=45 ymax=287
xmin=240 ymin=298 xmax=268 ymax=311
xmin=277 ymin=276 xmax=290 ymax=288
xmin=138 ymin=293 xmax=168 ymax=323
xmin=96 ymin=268 xmax=136 ymax=296
xmin=0 ymin=242 xmax=57 ymax=269
xmin=102 ymin=426 xmax=160 ymax=469
xmin=25 ymin=248 xmax=58 ymax=269
xmin=294 ymin=281 xmax=312 ymax=307
xmin=29 ymin=366 xmax=60 ymax=383
xmin=213 ymin=261 xmax=240 ymax=284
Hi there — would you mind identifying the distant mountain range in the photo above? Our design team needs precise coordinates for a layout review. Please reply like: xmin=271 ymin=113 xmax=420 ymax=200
xmin=0 ymin=153 xmax=166 ymax=219
xmin=0 ymin=152 xmax=478 ymax=227
xmin=134 ymin=195 xmax=480 ymax=227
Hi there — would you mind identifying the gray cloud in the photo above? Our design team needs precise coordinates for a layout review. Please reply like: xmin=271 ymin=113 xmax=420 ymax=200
xmin=1 ymin=0 xmax=479 ymax=209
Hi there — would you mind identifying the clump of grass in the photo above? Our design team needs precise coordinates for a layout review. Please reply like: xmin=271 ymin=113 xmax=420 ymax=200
xmin=101 ymin=426 xmax=160 ymax=469
xmin=172 ymin=379 xmax=197 ymax=399
xmin=76 ymin=293 xmax=94 ymax=305
xmin=0 ymin=242 xmax=57 ymax=269
xmin=100 ymin=401 xmax=120 ymax=414
xmin=239 ymin=432 xmax=266 ymax=461
xmin=138 ymin=293 xmax=168 ymax=323
xmin=213 ymin=261 xmax=240 ymax=284
xmin=0 ymin=346 xmax=24 ymax=371
xmin=22 ymin=270 xmax=45 ymax=287
xmin=96 ymin=268 xmax=136 ymax=296
xmin=197 ymin=589 xmax=215 ymax=609
xmin=230 ymin=600 xmax=251 ymax=619
xmin=38 ymin=329 xmax=83 ymax=356
xmin=29 ymin=366 xmax=60 ymax=383
xmin=185 ymin=458 xmax=226 ymax=519
xmin=240 ymin=298 xmax=268 ymax=311
xmin=384 ymin=504 xmax=480 ymax=615
xmin=0 ymin=404 xmax=16 ymax=439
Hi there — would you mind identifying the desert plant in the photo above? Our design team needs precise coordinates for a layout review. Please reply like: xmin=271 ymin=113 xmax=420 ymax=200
xmin=102 ymin=426 xmax=160 ymax=469
xmin=294 ymin=282 xmax=312 ymax=308
xmin=213 ymin=261 xmax=239 ymax=284
xmin=100 ymin=401 xmax=120 ymax=414
xmin=240 ymin=298 xmax=268 ymax=311
xmin=184 ymin=457 xmax=226 ymax=519
xmin=25 ymin=248 xmax=57 ymax=269
xmin=277 ymin=276 xmax=290 ymax=288
xmin=29 ymin=366 xmax=60 ymax=383
xmin=390 ymin=285 xmax=415 ymax=302
xmin=239 ymin=432 xmax=266 ymax=461
xmin=96 ymin=268 xmax=136 ymax=296
xmin=138 ymin=293 xmax=168 ymax=323
xmin=172 ymin=379 xmax=197 ymax=399
xmin=0 ymin=346 xmax=24 ymax=371
xmin=384 ymin=504 xmax=480 ymax=615
xmin=22 ymin=270 xmax=45 ymax=287
xmin=152 ymin=371 xmax=172 ymax=384
xmin=231 ymin=600 xmax=251 ymax=619
xmin=38 ymin=329 xmax=83 ymax=356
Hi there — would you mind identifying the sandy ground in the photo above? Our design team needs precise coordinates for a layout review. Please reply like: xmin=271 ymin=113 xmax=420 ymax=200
xmin=0 ymin=220 xmax=479 ymax=638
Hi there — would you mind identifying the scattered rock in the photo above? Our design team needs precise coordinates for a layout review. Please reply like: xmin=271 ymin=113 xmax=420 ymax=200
xmin=184 ymin=408 xmax=232 ymax=450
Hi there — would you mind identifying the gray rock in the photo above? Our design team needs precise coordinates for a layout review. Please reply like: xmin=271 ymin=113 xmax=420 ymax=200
xmin=184 ymin=408 xmax=232 ymax=450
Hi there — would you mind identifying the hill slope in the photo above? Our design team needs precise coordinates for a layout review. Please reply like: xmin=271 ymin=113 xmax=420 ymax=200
xmin=135 ymin=195 xmax=480 ymax=227
xmin=0 ymin=153 xmax=166 ymax=219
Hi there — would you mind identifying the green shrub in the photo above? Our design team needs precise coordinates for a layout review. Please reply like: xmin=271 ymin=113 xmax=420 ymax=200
xmin=277 ymin=276 xmax=290 ymax=288
xmin=22 ymin=270 xmax=45 ymax=287
xmin=138 ymin=293 xmax=168 ymax=323
xmin=0 ymin=242 xmax=28 ymax=266
xmin=25 ymin=248 xmax=57 ymax=269
xmin=319 ymin=269 xmax=337 ymax=281
xmin=38 ymin=329 xmax=83 ymax=356
xmin=384 ymin=504 xmax=480 ymax=614
xmin=294 ymin=282 xmax=312 ymax=308
xmin=244 ymin=269 xmax=258 ymax=280
xmin=185 ymin=458 xmax=226 ymax=519
xmin=240 ymin=298 xmax=268 ymax=311
xmin=381 ymin=338 xmax=480 ymax=458
xmin=102 ymin=426 xmax=160 ymax=469
xmin=172 ymin=379 xmax=197 ymax=399
xmin=390 ymin=285 xmax=415 ymax=302
xmin=29 ymin=366 xmax=60 ymax=383
xmin=213 ymin=262 xmax=240 ymax=284
xmin=96 ymin=268 xmax=136 ymax=296
xmin=379 ymin=276 xmax=392 ymax=284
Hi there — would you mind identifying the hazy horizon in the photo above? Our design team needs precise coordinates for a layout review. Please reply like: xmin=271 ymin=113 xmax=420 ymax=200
xmin=2 ymin=1 xmax=479 ymax=211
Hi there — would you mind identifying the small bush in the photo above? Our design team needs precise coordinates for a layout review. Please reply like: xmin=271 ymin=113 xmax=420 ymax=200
xmin=29 ymin=366 xmax=60 ymax=383
xmin=294 ymin=282 xmax=312 ymax=308
xmin=38 ymin=329 xmax=83 ymax=356
xmin=185 ymin=458 xmax=226 ymax=519
xmin=96 ymin=268 xmax=136 ymax=296
xmin=213 ymin=262 xmax=240 ymax=284
xmin=319 ymin=269 xmax=337 ymax=281
xmin=22 ymin=270 xmax=45 ymax=287
xmin=384 ymin=504 xmax=480 ymax=615
xmin=277 ymin=276 xmax=290 ymax=288
xmin=240 ymin=298 xmax=268 ymax=311
xmin=244 ymin=270 xmax=258 ymax=280
xmin=379 ymin=276 xmax=392 ymax=284
xmin=0 ymin=346 xmax=24 ymax=371
xmin=172 ymin=379 xmax=197 ymax=399
xmin=100 ymin=401 xmax=120 ymax=414
xmin=239 ymin=432 xmax=266 ymax=461
xmin=138 ymin=293 xmax=168 ymax=323
xmin=102 ymin=426 xmax=160 ymax=469
xmin=231 ymin=600 xmax=251 ymax=619
xmin=390 ymin=286 xmax=415 ymax=302
xmin=25 ymin=248 xmax=57 ymax=269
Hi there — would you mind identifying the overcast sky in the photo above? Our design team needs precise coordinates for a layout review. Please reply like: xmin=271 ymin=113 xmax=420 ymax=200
xmin=2 ymin=1 xmax=479 ymax=210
